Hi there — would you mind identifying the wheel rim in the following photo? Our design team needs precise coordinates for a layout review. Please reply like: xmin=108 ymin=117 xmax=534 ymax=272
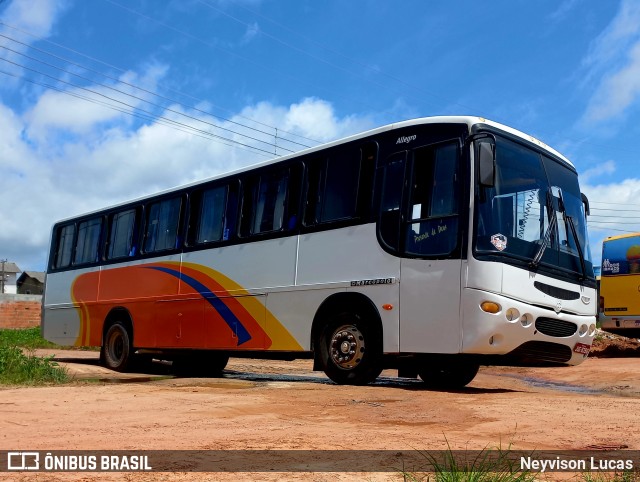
xmin=329 ymin=324 xmax=365 ymax=370
xmin=107 ymin=330 xmax=124 ymax=363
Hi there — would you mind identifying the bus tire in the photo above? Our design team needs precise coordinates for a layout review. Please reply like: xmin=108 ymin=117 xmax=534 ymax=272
xmin=418 ymin=361 xmax=479 ymax=389
xmin=101 ymin=322 xmax=133 ymax=372
xmin=317 ymin=312 xmax=382 ymax=385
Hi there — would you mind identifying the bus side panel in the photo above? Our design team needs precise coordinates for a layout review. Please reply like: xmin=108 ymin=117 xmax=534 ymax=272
xmin=296 ymin=224 xmax=401 ymax=351
xmin=182 ymin=237 xmax=300 ymax=351
xmin=346 ymin=285 xmax=400 ymax=353
xmin=265 ymin=287 xmax=344 ymax=351
xmin=602 ymin=275 xmax=640 ymax=316
xmin=43 ymin=267 xmax=100 ymax=346
xmin=296 ymin=224 xmax=400 ymax=286
xmin=94 ymin=256 xmax=181 ymax=348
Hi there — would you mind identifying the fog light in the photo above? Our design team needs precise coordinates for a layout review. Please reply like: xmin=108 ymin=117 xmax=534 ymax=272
xmin=505 ymin=308 xmax=520 ymax=322
xmin=481 ymin=301 xmax=501 ymax=314
xmin=520 ymin=313 xmax=533 ymax=327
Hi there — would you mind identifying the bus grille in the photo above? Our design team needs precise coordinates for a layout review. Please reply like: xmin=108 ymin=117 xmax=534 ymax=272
xmin=535 ymin=318 xmax=577 ymax=337
xmin=508 ymin=341 xmax=573 ymax=364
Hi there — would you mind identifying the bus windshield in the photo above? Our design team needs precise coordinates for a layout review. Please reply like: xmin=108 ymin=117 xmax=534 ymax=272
xmin=475 ymin=135 xmax=594 ymax=280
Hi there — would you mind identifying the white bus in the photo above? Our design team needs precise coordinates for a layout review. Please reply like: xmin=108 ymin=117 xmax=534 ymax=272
xmin=42 ymin=116 xmax=597 ymax=388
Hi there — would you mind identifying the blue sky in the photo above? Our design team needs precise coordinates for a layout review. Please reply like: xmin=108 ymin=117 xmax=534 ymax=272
xmin=1 ymin=0 xmax=640 ymax=272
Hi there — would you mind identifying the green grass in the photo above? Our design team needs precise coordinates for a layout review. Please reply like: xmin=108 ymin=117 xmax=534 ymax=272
xmin=0 ymin=327 xmax=59 ymax=349
xmin=0 ymin=328 xmax=68 ymax=385
xmin=400 ymin=446 xmax=538 ymax=482
xmin=399 ymin=442 xmax=640 ymax=482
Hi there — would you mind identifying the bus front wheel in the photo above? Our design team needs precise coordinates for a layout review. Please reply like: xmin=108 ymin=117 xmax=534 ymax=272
xmin=317 ymin=312 xmax=382 ymax=385
xmin=417 ymin=361 xmax=479 ymax=389
xmin=101 ymin=322 xmax=133 ymax=372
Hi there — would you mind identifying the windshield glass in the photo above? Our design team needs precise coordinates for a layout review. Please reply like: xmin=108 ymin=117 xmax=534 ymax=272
xmin=475 ymin=135 xmax=594 ymax=279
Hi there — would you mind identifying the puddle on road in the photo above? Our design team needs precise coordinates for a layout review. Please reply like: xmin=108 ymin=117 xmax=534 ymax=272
xmin=494 ymin=373 xmax=640 ymax=397
xmin=518 ymin=376 xmax=601 ymax=394
xmin=82 ymin=376 xmax=174 ymax=384
xmin=197 ymin=381 xmax=254 ymax=389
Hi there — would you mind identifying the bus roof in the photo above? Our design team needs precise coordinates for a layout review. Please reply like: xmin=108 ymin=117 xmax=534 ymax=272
xmin=53 ymin=115 xmax=574 ymax=224
xmin=604 ymin=232 xmax=640 ymax=242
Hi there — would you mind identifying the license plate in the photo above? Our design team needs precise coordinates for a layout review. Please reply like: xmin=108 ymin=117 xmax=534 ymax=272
xmin=573 ymin=343 xmax=591 ymax=356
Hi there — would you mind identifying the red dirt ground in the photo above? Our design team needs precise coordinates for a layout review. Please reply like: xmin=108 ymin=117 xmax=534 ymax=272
xmin=2 ymin=331 xmax=639 ymax=481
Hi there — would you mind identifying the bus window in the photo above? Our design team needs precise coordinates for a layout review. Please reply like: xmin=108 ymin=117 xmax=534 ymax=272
xmin=405 ymin=142 xmax=459 ymax=257
xmin=240 ymin=167 xmax=293 ymax=236
xmin=53 ymin=223 xmax=76 ymax=269
xmin=194 ymin=185 xmax=227 ymax=244
xmin=305 ymin=149 xmax=362 ymax=225
xmin=74 ymin=217 xmax=103 ymax=265
xmin=255 ymin=169 xmax=288 ymax=233
xmin=107 ymin=208 xmax=138 ymax=259
xmin=143 ymin=197 xmax=182 ymax=252
xmin=378 ymin=152 xmax=407 ymax=251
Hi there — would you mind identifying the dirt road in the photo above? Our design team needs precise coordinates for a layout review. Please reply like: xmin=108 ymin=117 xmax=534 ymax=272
xmin=2 ymin=349 xmax=640 ymax=481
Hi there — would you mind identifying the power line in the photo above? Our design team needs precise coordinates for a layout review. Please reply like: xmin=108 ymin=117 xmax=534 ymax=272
xmin=101 ymin=0 xmax=383 ymax=117
xmin=0 ymin=63 xmax=280 ymax=157
xmin=589 ymin=207 xmax=640 ymax=213
xmin=589 ymin=215 xmax=640 ymax=219
xmin=213 ymin=0 xmax=489 ymax=117
xmin=0 ymin=43 xmax=299 ymax=154
xmin=0 ymin=68 xmax=272 ymax=158
xmin=588 ymin=225 xmax=639 ymax=234
xmin=0 ymin=32 xmax=313 ymax=151
xmin=590 ymin=200 xmax=640 ymax=207
xmin=0 ymin=20 xmax=321 ymax=147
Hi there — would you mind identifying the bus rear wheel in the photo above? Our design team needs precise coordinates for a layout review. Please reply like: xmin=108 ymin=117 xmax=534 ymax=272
xmin=101 ymin=322 xmax=133 ymax=372
xmin=317 ymin=312 xmax=382 ymax=385
xmin=417 ymin=361 xmax=479 ymax=389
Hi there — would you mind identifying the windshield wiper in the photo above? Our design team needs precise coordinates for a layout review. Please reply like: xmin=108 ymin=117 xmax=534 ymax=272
xmin=530 ymin=192 xmax=556 ymax=269
xmin=530 ymin=188 xmax=588 ymax=279
xmin=566 ymin=214 xmax=587 ymax=281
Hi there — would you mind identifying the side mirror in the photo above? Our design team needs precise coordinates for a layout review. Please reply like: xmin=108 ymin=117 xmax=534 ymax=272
xmin=478 ymin=141 xmax=495 ymax=187
xmin=581 ymin=192 xmax=590 ymax=216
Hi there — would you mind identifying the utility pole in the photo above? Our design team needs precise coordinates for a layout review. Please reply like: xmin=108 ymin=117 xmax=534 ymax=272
xmin=0 ymin=259 xmax=6 ymax=294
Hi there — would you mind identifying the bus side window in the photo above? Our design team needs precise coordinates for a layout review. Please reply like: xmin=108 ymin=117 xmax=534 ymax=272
xmin=107 ymin=208 xmax=138 ymax=259
xmin=304 ymin=146 xmax=366 ymax=225
xmin=53 ymin=223 xmax=76 ymax=269
xmin=191 ymin=185 xmax=227 ymax=244
xmin=74 ymin=217 xmax=103 ymax=265
xmin=240 ymin=167 xmax=293 ymax=236
xmin=143 ymin=196 xmax=182 ymax=252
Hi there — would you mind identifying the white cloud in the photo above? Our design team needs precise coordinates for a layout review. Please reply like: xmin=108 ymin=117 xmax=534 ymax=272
xmin=581 ymin=0 xmax=640 ymax=123
xmin=239 ymin=97 xmax=373 ymax=144
xmin=584 ymin=41 xmax=640 ymax=122
xmin=23 ymin=63 xmax=169 ymax=142
xmin=1 ymin=87 xmax=374 ymax=271
xmin=580 ymin=160 xmax=616 ymax=183
xmin=241 ymin=21 xmax=260 ymax=45
xmin=583 ymin=0 xmax=640 ymax=69
xmin=582 ymin=178 xmax=640 ymax=264
xmin=0 ymin=0 xmax=69 ymax=38
xmin=549 ymin=0 xmax=582 ymax=22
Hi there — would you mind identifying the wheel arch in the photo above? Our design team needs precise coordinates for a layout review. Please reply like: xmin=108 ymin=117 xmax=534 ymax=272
xmin=102 ymin=307 xmax=134 ymax=347
xmin=310 ymin=292 xmax=383 ymax=354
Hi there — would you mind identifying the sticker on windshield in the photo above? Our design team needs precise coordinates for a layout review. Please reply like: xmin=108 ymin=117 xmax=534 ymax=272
xmin=490 ymin=233 xmax=507 ymax=251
